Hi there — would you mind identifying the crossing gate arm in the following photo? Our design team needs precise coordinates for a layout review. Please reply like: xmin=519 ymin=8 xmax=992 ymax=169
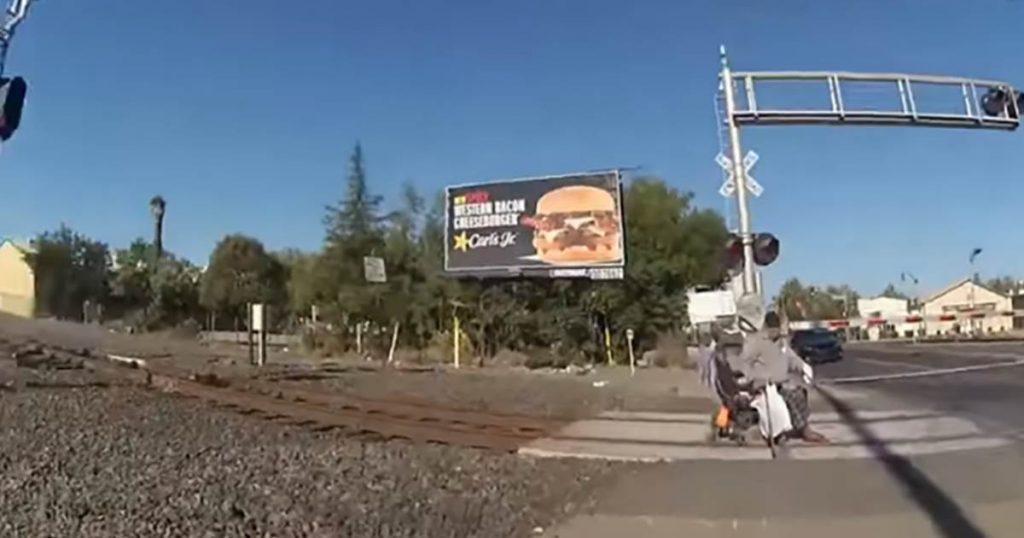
xmin=728 ymin=70 xmax=1020 ymax=131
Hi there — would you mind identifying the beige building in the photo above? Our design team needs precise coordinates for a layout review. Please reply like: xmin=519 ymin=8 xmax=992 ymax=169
xmin=921 ymin=278 xmax=1012 ymax=335
xmin=0 ymin=239 xmax=35 ymax=318
xmin=857 ymin=296 xmax=914 ymax=340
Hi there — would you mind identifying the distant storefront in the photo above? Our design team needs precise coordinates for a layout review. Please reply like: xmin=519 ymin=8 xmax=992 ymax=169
xmin=921 ymin=278 xmax=1012 ymax=335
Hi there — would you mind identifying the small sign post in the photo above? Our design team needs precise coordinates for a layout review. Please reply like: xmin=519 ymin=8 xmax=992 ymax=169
xmin=251 ymin=303 xmax=268 ymax=367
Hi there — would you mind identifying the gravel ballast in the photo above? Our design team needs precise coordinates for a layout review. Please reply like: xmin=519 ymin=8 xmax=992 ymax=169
xmin=0 ymin=379 xmax=618 ymax=537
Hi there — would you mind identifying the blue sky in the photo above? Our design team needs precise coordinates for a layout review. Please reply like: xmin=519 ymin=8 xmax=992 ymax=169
xmin=1 ymin=0 xmax=1022 ymax=298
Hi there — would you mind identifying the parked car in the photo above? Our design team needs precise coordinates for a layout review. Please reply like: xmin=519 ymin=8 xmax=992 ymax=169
xmin=789 ymin=328 xmax=843 ymax=364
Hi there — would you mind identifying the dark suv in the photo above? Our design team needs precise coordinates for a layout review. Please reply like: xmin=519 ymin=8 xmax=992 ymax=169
xmin=789 ymin=328 xmax=843 ymax=364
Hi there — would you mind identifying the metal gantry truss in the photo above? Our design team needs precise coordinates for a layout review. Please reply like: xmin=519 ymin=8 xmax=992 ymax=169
xmin=730 ymin=70 xmax=1020 ymax=131
xmin=1 ymin=0 xmax=33 ymax=75
xmin=717 ymin=46 xmax=1020 ymax=300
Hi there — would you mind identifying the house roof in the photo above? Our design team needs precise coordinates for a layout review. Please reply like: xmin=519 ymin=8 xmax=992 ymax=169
xmin=922 ymin=277 xmax=1006 ymax=304
xmin=0 ymin=238 xmax=35 ymax=254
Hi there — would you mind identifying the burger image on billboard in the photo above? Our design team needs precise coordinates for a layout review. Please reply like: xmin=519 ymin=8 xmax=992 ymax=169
xmin=526 ymin=185 xmax=622 ymax=265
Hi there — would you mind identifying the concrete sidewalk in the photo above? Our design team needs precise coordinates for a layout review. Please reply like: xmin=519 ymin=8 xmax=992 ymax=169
xmin=545 ymin=443 xmax=1024 ymax=537
xmin=520 ymin=408 xmax=1010 ymax=461
xmin=547 ymin=501 xmax=1022 ymax=538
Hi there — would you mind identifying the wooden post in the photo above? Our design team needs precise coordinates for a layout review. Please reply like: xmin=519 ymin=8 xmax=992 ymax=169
xmin=246 ymin=303 xmax=255 ymax=365
xmin=626 ymin=328 xmax=636 ymax=376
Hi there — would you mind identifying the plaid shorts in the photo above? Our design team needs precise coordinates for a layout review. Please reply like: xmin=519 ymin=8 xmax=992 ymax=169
xmin=779 ymin=385 xmax=810 ymax=432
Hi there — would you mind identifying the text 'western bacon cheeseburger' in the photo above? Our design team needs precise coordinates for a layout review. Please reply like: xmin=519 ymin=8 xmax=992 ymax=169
xmin=523 ymin=185 xmax=622 ymax=265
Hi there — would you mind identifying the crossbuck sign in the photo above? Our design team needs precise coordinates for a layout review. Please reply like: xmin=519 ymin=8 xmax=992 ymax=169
xmin=716 ymin=150 xmax=763 ymax=198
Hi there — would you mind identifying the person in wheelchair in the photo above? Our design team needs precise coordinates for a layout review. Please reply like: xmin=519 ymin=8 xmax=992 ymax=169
xmin=739 ymin=311 xmax=829 ymax=444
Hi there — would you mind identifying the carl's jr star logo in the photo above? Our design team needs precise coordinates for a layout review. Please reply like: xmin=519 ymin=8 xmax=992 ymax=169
xmin=453 ymin=232 xmax=470 ymax=252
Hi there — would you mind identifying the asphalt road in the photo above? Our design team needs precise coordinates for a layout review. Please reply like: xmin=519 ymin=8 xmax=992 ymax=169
xmin=549 ymin=341 xmax=1024 ymax=538
xmin=817 ymin=341 xmax=1024 ymax=440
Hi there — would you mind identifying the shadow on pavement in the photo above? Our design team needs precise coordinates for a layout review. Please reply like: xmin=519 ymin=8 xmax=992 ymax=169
xmin=815 ymin=385 xmax=987 ymax=538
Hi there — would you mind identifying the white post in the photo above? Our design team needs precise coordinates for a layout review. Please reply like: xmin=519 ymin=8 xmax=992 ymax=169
xmin=386 ymin=321 xmax=400 ymax=365
xmin=356 ymin=322 xmax=363 ymax=356
xmin=720 ymin=45 xmax=757 ymax=296
xmin=251 ymin=303 xmax=267 ymax=367
xmin=453 ymin=312 xmax=461 ymax=369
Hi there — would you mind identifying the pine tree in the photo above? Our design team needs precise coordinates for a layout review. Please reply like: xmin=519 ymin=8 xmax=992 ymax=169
xmin=317 ymin=143 xmax=389 ymax=344
xmin=324 ymin=142 xmax=384 ymax=245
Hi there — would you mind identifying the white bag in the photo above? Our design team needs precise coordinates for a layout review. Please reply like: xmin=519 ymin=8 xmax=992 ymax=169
xmin=750 ymin=383 xmax=793 ymax=439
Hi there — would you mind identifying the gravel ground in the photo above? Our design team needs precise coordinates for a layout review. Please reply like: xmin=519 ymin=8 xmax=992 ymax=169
xmin=0 ymin=370 xmax=620 ymax=538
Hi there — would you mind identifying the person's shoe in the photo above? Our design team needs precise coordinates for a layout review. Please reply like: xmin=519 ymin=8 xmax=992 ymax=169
xmin=801 ymin=428 xmax=830 ymax=444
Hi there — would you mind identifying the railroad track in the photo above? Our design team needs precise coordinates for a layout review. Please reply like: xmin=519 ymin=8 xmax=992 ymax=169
xmin=1 ymin=339 xmax=560 ymax=452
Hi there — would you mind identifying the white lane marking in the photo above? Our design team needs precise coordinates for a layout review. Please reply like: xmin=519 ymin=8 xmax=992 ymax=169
xmin=597 ymin=410 xmax=940 ymax=423
xmin=518 ymin=435 xmax=1011 ymax=462
xmin=518 ymin=408 xmax=1014 ymax=462
xmin=931 ymin=350 xmax=1024 ymax=361
xmin=547 ymin=410 xmax=949 ymax=446
xmin=827 ymin=358 xmax=1024 ymax=384
xmin=853 ymin=357 xmax=935 ymax=371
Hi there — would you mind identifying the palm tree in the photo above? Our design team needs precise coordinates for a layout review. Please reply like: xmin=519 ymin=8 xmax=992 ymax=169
xmin=149 ymin=195 xmax=166 ymax=260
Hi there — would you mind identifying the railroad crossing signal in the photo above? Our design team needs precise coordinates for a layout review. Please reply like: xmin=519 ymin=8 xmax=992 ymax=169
xmin=716 ymin=150 xmax=763 ymax=198
xmin=0 ymin=75 xmax=26 ymax=142
xmin=724 ymin=232 xmax=779 ymax=271
xmin=752 ymin=233 xmax=779 ymax=266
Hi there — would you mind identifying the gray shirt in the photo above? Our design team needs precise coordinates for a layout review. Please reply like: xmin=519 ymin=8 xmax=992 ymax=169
xmin=739 ymin=331 xmax=809 ymax=386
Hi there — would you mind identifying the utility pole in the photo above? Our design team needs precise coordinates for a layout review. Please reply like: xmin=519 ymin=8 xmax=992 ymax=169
xmin=968 ymin=248 xmax=982 ymax=335
xmin=719 ymin=46 xmax=757 ymax=296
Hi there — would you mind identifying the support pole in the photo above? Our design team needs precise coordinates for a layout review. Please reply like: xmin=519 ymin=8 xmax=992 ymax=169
xmin=247 ymin=303 xmax=255 ymax=365
xmin=626 ymin=329 xmax=636 ymax=376
xmin=257 ymin=321 xmax=267 ymax=367
xmin=387 ymin=321 xmax=400 ymax=365
xmin=720 ymin=45 xmax=757 ymax=296
xmin=453 ymin=311 xmax=461 ymax=369
xmin=603 ymin=316 xmax=614 ymax=365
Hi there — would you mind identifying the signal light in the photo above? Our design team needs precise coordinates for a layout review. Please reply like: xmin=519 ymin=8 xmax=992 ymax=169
xmin=724 ymin=232 xmax=780 ymax=271
xmin=980 ymin=86 xmax=1020 ymax=119
xmin=0 ymin=76 xmax=27 ymax=142
xmin=723 ymin=233 xmax=743 ymax=272
xmin=753 ymin=233 xmax=779 ymax=266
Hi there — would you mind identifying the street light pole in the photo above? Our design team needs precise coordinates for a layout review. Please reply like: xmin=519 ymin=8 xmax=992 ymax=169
xmin=720 ymin=46 xmax=757 ymax=296
xmin=968 ymin=248 xmax=982 ymax=335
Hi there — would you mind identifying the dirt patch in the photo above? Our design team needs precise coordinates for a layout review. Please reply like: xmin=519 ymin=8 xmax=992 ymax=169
xmin=0 ymin=314 xmax=715 ymax=419
xmin=270 ymin=366 xmax=714 ymax=420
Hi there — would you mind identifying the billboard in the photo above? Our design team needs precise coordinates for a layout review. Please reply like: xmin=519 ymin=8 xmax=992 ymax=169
xmin=444 ymin=170 xmax=625 ymax=280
